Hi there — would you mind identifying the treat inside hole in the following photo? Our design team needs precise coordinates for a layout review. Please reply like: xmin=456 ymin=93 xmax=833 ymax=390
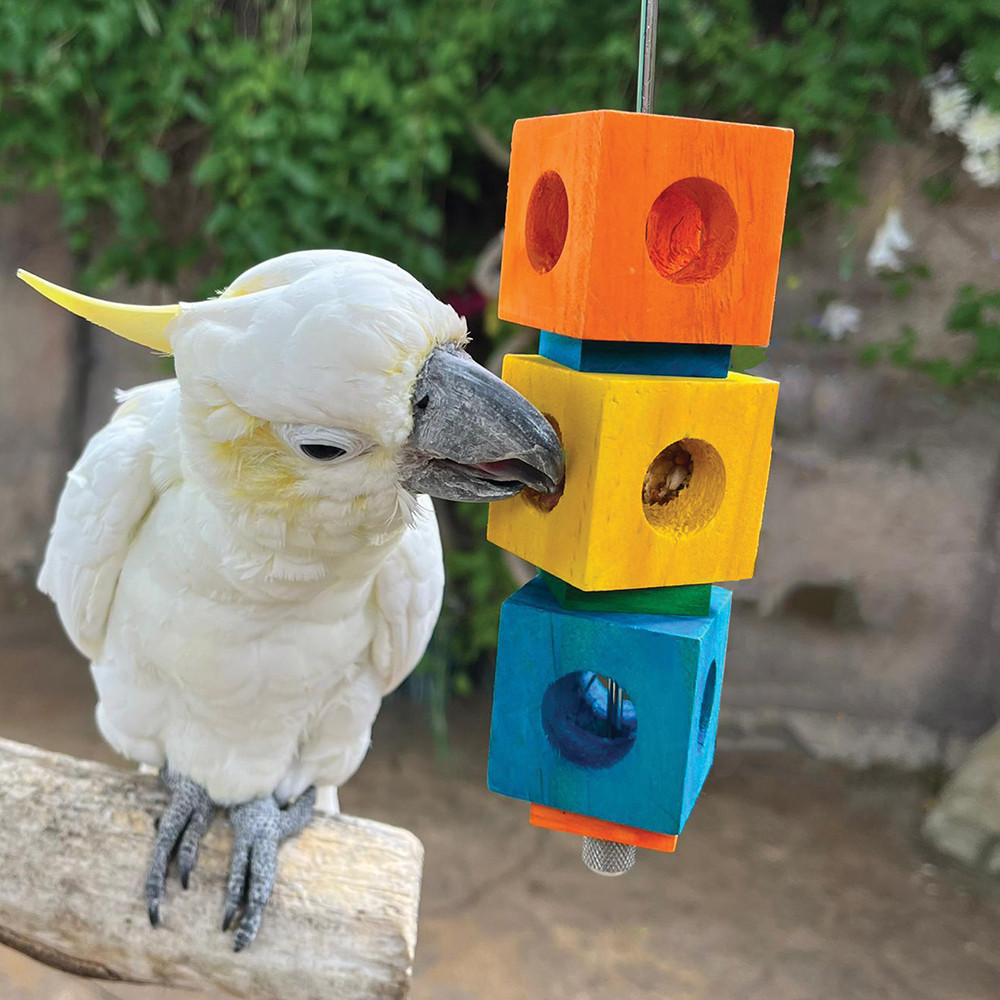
xmin=521 ymin=413 xmax=565 ymax=513
xmin=642 ymin=437 xmax=725 ymax=534
xmin=642 ymin=441 xmax=693 ymax=507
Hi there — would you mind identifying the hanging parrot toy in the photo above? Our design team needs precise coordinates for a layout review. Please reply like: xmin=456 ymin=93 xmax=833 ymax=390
xmin=483 ymin=1 xmax=792 ymax=873
xmin=20 ymin=250 xmax=564 ymax=950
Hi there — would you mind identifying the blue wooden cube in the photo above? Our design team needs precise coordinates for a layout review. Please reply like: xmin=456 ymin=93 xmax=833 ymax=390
xmin=488 ymin=577 xmax=731 ymax=835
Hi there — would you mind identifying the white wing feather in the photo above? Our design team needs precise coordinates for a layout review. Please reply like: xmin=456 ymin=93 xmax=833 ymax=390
xmin=37 ymin=381 xmax=177 ymax=661
xmin=369 ymin=495 xmax=444 ymax=695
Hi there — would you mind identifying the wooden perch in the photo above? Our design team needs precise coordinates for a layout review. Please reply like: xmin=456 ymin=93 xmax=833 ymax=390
xmin=0 ymin=737 xmax=423 ymax=1000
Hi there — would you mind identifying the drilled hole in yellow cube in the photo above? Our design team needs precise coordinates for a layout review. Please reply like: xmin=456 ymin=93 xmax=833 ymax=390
xmin=642 ymin=438 xmax=725 ymax=534
xmin=521 ymin=413 xmax=565 ymax=513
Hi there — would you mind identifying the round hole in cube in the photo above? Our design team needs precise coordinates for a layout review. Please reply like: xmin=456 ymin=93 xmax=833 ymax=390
xmin=642 ymin=438 xmax=725 ymax=534
xmin=645 ymin=177 xmax=738 ymax=284
xmin=542 ymin=671 xmax=637 ymax=769
xmin=697 ymin=660 xmax=718 ymax=749
xmin=525 ymin=171 xmax=569 ymax=274
xmin=521 ymin=413 xmax=565 ymax=513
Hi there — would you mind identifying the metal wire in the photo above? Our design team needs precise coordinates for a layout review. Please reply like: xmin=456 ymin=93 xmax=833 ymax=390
xmin=636 ymin=0 xmax=659 ymax=113
xmin=606 ymin=678 xmax=623 ymax=735
xmin=577 ymin=0 xmax=659 ymax=883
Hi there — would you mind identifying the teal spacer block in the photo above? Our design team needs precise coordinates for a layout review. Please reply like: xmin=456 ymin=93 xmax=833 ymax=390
xmin=487 ymin=577 xmax=732 ymax=836
xmin=539 ymin=329 xmax=732 ymax=378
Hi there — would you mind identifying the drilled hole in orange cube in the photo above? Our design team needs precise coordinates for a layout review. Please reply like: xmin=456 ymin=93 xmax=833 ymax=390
xmin=521 ymin=413 xmax=564 ymax=513
xmin=645 ymin=178 xmax=738 ymax=284
xmin=525 ymin=171 xmax=569 ymax=274
xmin=642 ymin=438 xmax=725 ymax=534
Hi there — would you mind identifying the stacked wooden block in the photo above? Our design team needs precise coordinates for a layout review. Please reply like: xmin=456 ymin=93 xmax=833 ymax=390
xmin=486 ymin=111 xmax=793 ymax=855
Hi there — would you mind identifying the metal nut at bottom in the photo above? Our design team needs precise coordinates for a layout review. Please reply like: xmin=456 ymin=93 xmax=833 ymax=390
xmin=582 ymin=837 xmax=636 ymax=876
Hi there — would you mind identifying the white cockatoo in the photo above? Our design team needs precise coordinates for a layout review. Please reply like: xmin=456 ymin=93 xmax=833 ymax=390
xmin=20 ymin=250 xmax=563 ymax=950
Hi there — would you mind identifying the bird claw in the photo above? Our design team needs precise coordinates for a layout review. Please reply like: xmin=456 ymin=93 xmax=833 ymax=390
xmin=223 ymin=787 xmax=315 ymax=951
xmin=144 ymin=768 xmax=217 ymax=928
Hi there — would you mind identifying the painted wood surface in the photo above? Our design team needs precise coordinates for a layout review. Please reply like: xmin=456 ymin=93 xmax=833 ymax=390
xmin=0 ymin=738 xmax=423 ymax=1000
xmin=487 ymin=355 xmax=779 ymax=591
xmin=540 ymin=571 xmax=712 ymax=616
xmin=498 ymin=110 xmax=793 ymax=346
xmin=528 ymin=804 xmax=678 ymax=853
xmin=487 ymin=579 xmax=731 ymax=836
xmin=538 ymin=330 xmax=731 ymax=377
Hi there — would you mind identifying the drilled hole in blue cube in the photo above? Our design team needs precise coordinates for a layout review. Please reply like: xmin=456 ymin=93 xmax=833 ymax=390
xmin=542 ymin=671 xmax=637 ymax=769
xmin=697 ymin=661 xmax=718 ymax=749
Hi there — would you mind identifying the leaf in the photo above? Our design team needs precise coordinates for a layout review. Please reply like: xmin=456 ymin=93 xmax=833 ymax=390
xmin=136 ymin=146 xmax=170 ymax=187
xmin=134 ymin=0 xmax=161 ymax=37
xmin=948 ymin=298 xmax=983 ymax=332
xmin=730 ymin=346 xmax=768 ymax=373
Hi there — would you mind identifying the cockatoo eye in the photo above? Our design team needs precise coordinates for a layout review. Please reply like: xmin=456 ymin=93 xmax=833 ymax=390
xmin=299 ymin=443 xmax=346 ymax=461
xmin=273 ymin=424 xmax=372 ymax=464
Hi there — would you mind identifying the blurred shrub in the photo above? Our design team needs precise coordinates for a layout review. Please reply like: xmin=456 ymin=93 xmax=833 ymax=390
xmin=860 ymin=283 xmax=1000 ymax=387
xmin=0 ymin=0 xmax=637 ymax=289
xmin=2 ymin=0 xmax=1000 ymax=293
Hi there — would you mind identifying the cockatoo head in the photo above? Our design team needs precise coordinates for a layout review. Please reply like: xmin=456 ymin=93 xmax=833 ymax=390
xmin=19 ymin=251 xmax=563 ymax=519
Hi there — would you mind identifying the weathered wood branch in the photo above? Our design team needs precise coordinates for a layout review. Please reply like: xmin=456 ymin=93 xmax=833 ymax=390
xmin=0 ymin=738 xmax=423 ymax=999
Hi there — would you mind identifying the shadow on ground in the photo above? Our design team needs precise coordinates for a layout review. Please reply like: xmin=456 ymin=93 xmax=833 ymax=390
xmin=1 ymin=579 xmax=999 ymax=1000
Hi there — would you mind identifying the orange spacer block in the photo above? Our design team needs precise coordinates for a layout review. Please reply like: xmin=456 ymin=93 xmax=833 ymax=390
xmin=498 ymin=110 xmax=794 ymax=347
xmin=529 ymin=804 xmax=678 ymax=854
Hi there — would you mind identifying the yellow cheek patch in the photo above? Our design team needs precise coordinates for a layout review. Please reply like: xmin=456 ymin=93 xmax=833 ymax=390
xmin=212 ymin=425 xmax=310 ymax=509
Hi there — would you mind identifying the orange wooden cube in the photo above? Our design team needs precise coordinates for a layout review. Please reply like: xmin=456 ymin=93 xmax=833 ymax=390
xmin=498 ymin=110 xmax=793 ymax=347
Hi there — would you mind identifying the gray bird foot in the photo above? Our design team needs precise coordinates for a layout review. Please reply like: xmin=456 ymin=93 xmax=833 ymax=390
xmin=145 ymin=768 xmax=218 ymax=927
xmin=222 ymin=787 xmax=316 ymax=952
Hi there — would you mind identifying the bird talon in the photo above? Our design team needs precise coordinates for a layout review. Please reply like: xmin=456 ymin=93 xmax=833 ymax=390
xmin=142 ymin=769 xmax=217 ymax=928
xmin=222 ymin=789 xmax=315 ymax=951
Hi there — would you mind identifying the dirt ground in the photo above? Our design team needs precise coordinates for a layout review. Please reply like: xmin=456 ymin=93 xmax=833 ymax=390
xmin=1 ymin=580 xmax=1000 ymax=1000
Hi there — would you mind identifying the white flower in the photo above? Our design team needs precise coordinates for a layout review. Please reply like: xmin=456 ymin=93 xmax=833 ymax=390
xmin=963 ymin=148 xmax=1000 ymax=188
xmin=817 ymin=300 xmax=862 ymax=341
xmin=866 ymin=207 xmax=913 ymax=274
xmin=923 ymin=65 xmax=958 ymax=89
xmin=803 ymin=147 xmax=841 ymax=187
xmin=958 ymin=104 xmax=1000 ymax=153
xmin=928 ymin=83 xmax=972 ymax=134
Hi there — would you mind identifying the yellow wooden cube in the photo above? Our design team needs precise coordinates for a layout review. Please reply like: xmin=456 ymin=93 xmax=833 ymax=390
xmin=487 ymin=356 xmax=778 ymax=591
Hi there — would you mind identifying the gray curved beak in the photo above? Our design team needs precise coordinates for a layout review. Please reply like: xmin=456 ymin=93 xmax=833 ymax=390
xmin=400 ymin=345 xmax=564 ymax=502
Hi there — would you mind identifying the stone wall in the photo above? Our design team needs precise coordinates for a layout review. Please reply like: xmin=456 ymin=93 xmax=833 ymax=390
xmin=722 ymin=142 xmax=1000 ymax=767
xmin=0 ymin=199 xmax=173 ymax=578
xmin=0 ymin=196 xmax=78 ymax=577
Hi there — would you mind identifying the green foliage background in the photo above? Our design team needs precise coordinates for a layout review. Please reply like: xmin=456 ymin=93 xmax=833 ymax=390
xmin=4 ymin=0 xmax=1000 ymax=294
xmin=2 ymin=0 xmax=1000 ymax=721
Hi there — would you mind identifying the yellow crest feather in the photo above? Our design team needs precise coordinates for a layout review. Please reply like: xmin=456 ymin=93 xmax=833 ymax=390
xmin=16 ymin=269 xmax=181 ymax=353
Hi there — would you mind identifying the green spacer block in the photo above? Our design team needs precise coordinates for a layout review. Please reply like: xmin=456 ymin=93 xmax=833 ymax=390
xmin=539 ymin=571 xmax=713 ymax=617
